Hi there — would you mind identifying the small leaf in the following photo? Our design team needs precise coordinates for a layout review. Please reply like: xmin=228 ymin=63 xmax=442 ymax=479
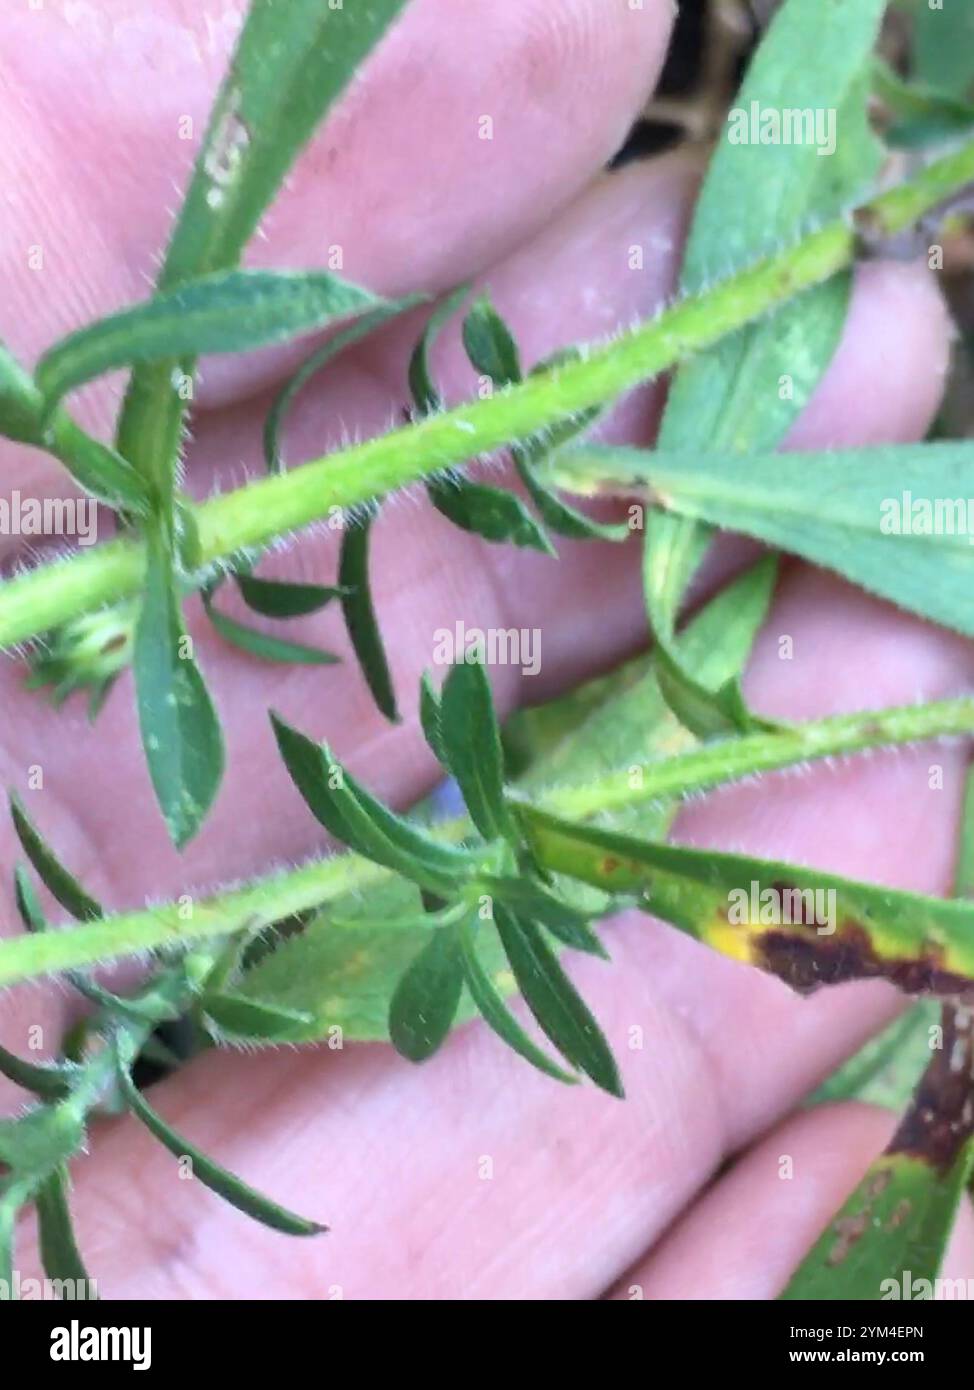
xmin=0 ymin=1046 xmax=72 ymax=1101
xmin=426 ymin=476 xmax=553 ymax=554
xmin=439 ymin=657 xmax=520 ymax=847
xmin=204 ymin=591 xmax=339 ymax=667
xmin=203 ymin=992 xmax=315 ymax=1043
xmin=913 ymin=0 xmax=974 ymax=99
xmin=235 ymin=573 xmax=347 ymax=618
xmin=36 ymin=1166 xmax=97 ymax=1294
xmin=37 ymin=270 xmax=384 ymax=416
xmin=13 ymin=863 xmax=47 ymax=933
xmin=493 ymin=903 xmax=623 ymax=1097
xmin=419 ymin=671 xmax=448 ymax=766
xmin=408 ymin=285 xmax=472 ymax=414
xmin=133 ymin=533 xmax=225 ymax=848
xmin=270 ymin=712 xmax=474 ymax=895
xmin=46 ymin=416 xmax=151 ymax=515
xmin=265 ymin=298 xmax=421 ymax=473
xmin=10 ymin=795 xmax=103 ymax=921
xmin=339 ymin=508 xmax=399 ymax=722
xmin=485 ymin=877 xmax=608 ymax=959
xmin=457 ymin=917 xmax=577 ymax=1085
xmin=809 ymin=1004 xmax=938 ymax=1110
xmin=388 ymin=925 xmax=464 ymax=1062
xmin=874 ymin=59 xmax=974 ymax=149
xmin=461 ymin=295 xmax=522 ymax=386
xmin=115 ymin=1056 xmax=324 ymax=1236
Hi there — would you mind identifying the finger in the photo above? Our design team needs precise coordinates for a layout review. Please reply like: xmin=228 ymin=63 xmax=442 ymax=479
xmin=608 ymin=1103 xmax=974 ymax=1300
xmin=0 ymin=0 xmax=673 ymax=436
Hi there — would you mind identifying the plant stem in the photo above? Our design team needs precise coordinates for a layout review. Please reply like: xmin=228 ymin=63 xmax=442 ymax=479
xmin=2 ymin=139 xmax=973 ymax=650
xmin=1 ymin=693 xmax=970 ymax=989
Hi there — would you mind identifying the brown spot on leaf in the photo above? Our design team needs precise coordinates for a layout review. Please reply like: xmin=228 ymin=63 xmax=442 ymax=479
xmin=757 ymin=924 xmax=974 ymax=1001
xmin=889 ymin=1005 xmax=974 ymax=1173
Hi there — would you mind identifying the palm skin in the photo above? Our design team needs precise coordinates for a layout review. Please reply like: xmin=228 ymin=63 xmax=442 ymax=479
xmin=1 ymin=0 xmax=972 ymax=1298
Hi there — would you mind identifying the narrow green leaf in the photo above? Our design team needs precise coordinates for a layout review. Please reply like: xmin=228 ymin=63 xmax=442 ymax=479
xmin=0 ymin=1046 xmax=72 ymax=1101
xmin=133 ymin=534 xmax=225 ymax=848
xmin=419 ymin=671 xmax=448 ymax=766
xmin=45 ymin=417 xmax=152 ymax=515
xmin=36 ymin=1166 xmax=97 ymax=1295
xmin=265 ymin=298 xmax=420 ymax=474
xmin=270 ymin=712 xmax=473 ymax=895
xmin=408 ymin=285 xmax=472 ymax=414
xmin=519 ymin=807 xmax=974 ymax=1000
xmin=388 ymin=925 xmax=464 ymax=1062
xmin=203 ymin=992 xmax=314 ymax=1043
xmin=439 ymin=658 xmax=520 ymax=846
xmin=493 ymin=903 xmax=622 ymax=1097
xmin=461 ymin=296 xmax=522 ymax=386
xmin=573 ymin=441 xmax=974 ymax=641
xmin=37 ymin=270 xmax=381 ymax=415
xmin=426 ymin=476 xmax=554 ymax=554
xmin=115 ymin=1057 xmax=324 ymax=1235
xmin=457 ymin=918 xmax=577 ymax=1085
xmin=235 ymin=574 xmax=346 ymax=618
xmin=13 ymin=863 xmax=46 ymax=933
xmin=204 ymin=592 xmax=339 ymax=666
xmin=648 ymin=0 xmax=885 ymax=722
xmin=783 ymin=1004 xmax=974 ymax=1299
xmin=339 ymin=508 xmax=398 ymax=722
xmin=485 ymin=877 xmax=608 ymax=959
xmin=10 ymin=795 xmax=103 ymax=921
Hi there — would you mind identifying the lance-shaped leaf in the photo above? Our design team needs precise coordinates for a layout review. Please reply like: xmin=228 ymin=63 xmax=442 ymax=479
xmin=202 ymin=992 xmax=315 ymax=1044
xmin=492 ymin=903 xmax=622 ymax=1098
xmin=647 ymin=0 xmax=885 ymax=723
xmin=457 ymin=917 xmax=577 ymax=1085
xmin=36 ymin=270 xmax=383 ymax=415
xmin=439 ymin=658 xmax=520 ymax=847
xmin=0 ymin=1046 xmax=72 ymax=1102
xmin=235 ymin=574 xmax=347 ymax=619
xmin=388 ymin=924 xmax=464 ymax=1062
xmin=419 ymin=671 xmax=448 ymax=766
xmin=426 ymin=476 xmax=555 ymax=555
xmin=115 ymin=0 xmax=408 ymax=503
xmin=10 ymin=794 xmax=103 ymax=921
xmin=485 ymin=877 xmax=608 ymax=959
xmin=339 ymin=507 xmax=399 ymax=722
xmin=410 ymin=290 xmax=552 ymax=554
xmin=36 ymin=1166 xmax=97 ymax=1294
xmin=271 ymin=712 xmax=474 ymax=896
xmin=783 ymin=1004 xmax=974 ymax=1299
xmin=204 ymin=589 xmax=339 ymax=667
xmin=517 ymin=807 xmax=974 ymax=1001
xmin=134 ymin=533 xmax=225 ymax=848
xmin=569 ymin=441 xmax=974 ymax=641
xmin=114 ymin=1055 xmax=323 ymax=1236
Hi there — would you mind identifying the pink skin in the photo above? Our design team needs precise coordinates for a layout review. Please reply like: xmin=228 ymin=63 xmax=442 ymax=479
xmin=1 ymin=0 xmax=971 ymax=1298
